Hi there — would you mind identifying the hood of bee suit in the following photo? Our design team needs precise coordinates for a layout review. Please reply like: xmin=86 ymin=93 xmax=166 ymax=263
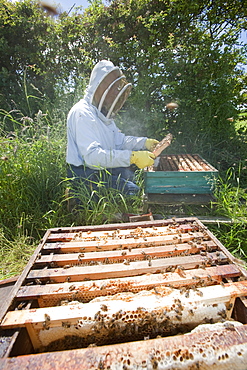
xmin=84 ymin=60 xmax=132 ymax=118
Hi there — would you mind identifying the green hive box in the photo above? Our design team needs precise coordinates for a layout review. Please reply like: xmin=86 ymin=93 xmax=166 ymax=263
xmin=144 ymin=154 xmax=218 ymax=200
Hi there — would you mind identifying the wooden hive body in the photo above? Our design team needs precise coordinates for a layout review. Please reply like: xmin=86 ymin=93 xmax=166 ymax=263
xmin=0 ymin=217 xmax=247 ymax=369
xmin=144 ymin=154 xmax=218 ymax=199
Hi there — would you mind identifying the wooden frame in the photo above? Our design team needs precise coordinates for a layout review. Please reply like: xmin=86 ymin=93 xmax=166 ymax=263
xmin=0 ymin=217 xmax=247 ymax=367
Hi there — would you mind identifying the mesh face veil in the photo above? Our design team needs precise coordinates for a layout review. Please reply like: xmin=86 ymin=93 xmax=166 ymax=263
xmin=97 ymin=74 xmax=132 ymax=118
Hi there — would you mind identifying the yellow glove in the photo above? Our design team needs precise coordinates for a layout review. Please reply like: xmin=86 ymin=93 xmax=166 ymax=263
xmin=145 ymin=138 xmax=159 ymax=151
xmin=130 ymin=151 xmax=156 ymax=169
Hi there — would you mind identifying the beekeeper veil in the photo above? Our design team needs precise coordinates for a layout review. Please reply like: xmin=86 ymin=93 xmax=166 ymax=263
xmin=87 ymin=60 xmax=132 ymax=118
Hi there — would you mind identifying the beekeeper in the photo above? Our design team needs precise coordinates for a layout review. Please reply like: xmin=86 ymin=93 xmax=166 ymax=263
xmin=66 ymin=60 xmax=158 ymax=195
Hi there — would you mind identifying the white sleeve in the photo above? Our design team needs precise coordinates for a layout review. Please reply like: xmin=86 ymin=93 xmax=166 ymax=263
xmin=67 ymin=105 xmax=134 ymax=169
xmin=118 ymin=135 xmax=147 ymax=151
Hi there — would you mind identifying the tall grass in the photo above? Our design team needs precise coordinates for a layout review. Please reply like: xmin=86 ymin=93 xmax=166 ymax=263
xmin=0 ymin=124 xmax=66 ymax=240
xmin=209 ymin=165 xmax=247 ymax=262
xmin=214 ymin=166 xmax=247 ymax=221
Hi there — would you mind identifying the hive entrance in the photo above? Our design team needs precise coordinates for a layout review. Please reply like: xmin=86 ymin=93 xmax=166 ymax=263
xmin=1 ymin=218 xmax=247 ymax=358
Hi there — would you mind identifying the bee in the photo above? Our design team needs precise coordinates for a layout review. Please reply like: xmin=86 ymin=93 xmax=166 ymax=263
xmin=100 ymin=304 xmax=108 ymax=312
xmin=78 ymin=253 xmax=85 ymax=261
xmin=153 ymin=287 xmax=160 ymax=295
xmin=100 ymin=283 xmax=107 ymax=290
xmin=192 ymin=276 xmax=200 ymax=280
xmin=185 ymin=290 xmax=190 ymax=298
xmin=123 ymin=259 xmax=130 ymax=265
xmin=71 ymin=291 xmax=78 ymax=300
xmin=150 ymin=356 xmax=159 ymax=369
xmin=17 ymin=302 xmax=26 ymax=310
xmin=218 ymin=309 xmax=227 ymax=319
xmin=69 ymin=284 xmax=76 ymax=291
xmin=62 ymin=321 xmax=71 ymax=328
xmin=115 ymin=310 xmax=123 ymax=319
xmin=204 ymin=317 xmax=214 ymax=324
xmin=40 ymin=2 xmax=59 ymax=16
xmin=226 ymin=302 xmax=233 ymax=311
xmin=63 ymin=264 xmax=71 ymax=269
xmin=196 ymin=289 xmax=203 ymax=297
xmin=43 ymin=313 xmax=51 ymax=330
xmin=137 ymin=307 xmax=145 ymax=311
xmin=175 ymin=267 xmax=186 ymax=278
xmin=207 ymin=274 xmax=213 ymax=282
xmin=224 ymin=322 xmax=236 ymax=331
xmin=94 ymin=311 xmax=102 ymax=320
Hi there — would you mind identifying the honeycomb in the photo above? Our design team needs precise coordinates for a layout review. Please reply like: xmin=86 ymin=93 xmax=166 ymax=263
xmin=39 ymin=287 xmax=230 ymax=351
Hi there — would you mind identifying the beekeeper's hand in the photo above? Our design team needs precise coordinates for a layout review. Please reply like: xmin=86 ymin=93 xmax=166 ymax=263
xmin=145 ymin=138 xmax=159 ymax=151
xmin=130 ymin=151 xmax=156 ymax=169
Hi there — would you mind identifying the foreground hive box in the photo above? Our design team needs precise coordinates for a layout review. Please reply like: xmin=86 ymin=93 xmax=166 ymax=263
xmin=0 ymin=218 xmax=247 ymax=369
xmin=144 ymin=154 xmax=218 ymax=205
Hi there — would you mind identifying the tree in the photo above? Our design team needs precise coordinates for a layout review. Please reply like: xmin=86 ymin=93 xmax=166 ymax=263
xmin=0 ymin=0 xmax=246 ymax=161
xmin=78 ymin=0 xmax=246 ymax=148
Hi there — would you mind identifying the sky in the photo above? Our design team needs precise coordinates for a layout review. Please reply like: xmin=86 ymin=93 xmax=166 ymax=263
xmin=56 ymin=0 xmax=90 ymax=13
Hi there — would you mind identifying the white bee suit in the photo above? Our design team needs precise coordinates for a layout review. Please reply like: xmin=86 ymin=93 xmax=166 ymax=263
xmin=66 ymin=60 xmax=147 ymax=169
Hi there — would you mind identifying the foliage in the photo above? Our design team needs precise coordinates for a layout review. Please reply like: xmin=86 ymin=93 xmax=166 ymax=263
xmin=1 ymin=0 xmax=246 ymax=145
xmin=1 ymin=0 xmax=54 ymax=114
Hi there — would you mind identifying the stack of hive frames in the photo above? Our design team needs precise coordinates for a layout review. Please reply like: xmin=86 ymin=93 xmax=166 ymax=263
xmin=1 ymin=217 xmax=247 ymax=369
xmin=156 ymin=154 xmax=216 ymax=172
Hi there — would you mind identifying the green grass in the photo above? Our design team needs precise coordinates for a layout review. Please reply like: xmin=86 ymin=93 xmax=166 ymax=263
xmin=0 ymin=230 xmax=36 ymax=280
xmin=0 ymin=108 xmax=247 ymax=279
xmin=208 ymin=165 xmax=247 ymax=263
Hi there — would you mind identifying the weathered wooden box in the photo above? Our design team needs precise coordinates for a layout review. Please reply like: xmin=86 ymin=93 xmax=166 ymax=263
xmin=144 ymin=154 xmax=218 ymax=196
xmin=1 ymin=218 xmax=247 ymax=369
